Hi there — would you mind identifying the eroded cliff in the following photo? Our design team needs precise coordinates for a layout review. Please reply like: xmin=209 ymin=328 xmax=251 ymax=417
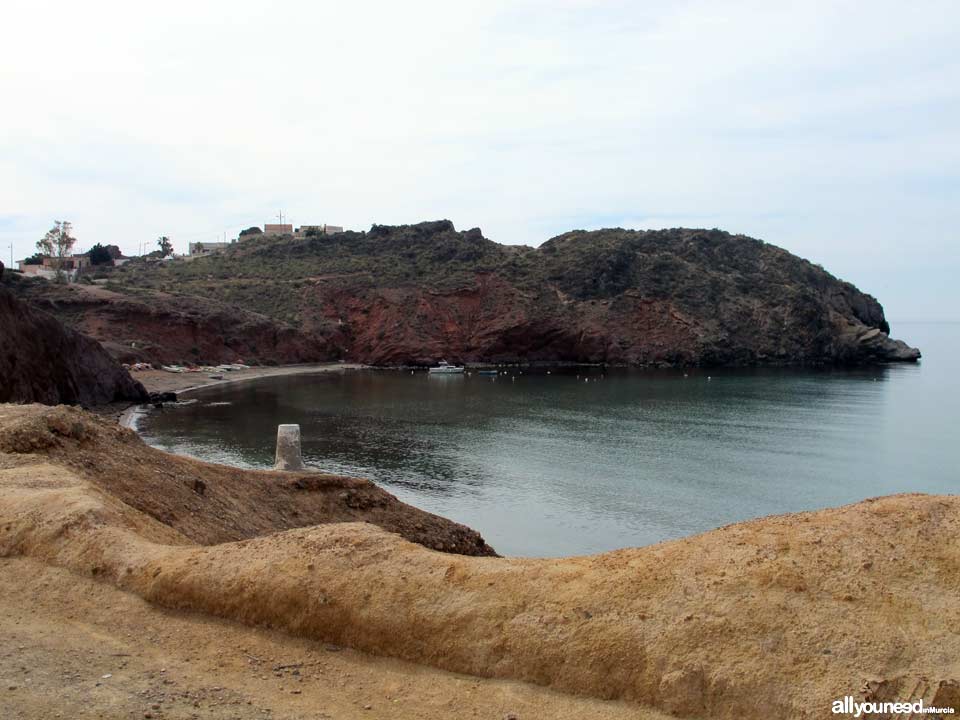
xmin=0 ymin=262 xmax=148 ymax=406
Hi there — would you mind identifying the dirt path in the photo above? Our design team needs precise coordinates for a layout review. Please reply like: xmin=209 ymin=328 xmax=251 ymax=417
xmin=0 ymin=557 xmax=657 ymax=720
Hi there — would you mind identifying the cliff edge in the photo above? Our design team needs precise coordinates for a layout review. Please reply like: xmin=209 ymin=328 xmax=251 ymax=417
xmin=0 ymin=262 xmax=149 ymax=406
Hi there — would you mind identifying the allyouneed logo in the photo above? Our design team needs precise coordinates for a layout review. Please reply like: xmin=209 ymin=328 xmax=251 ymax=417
xmin=832 ymin=696 xmax=956 ymax=716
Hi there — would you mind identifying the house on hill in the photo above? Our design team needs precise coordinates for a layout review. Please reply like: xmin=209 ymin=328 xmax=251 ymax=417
xmin=188 ymin=241 xmax=230 ymax=257
xmin=18 ymin=254 xmax=91 ymax=280
xmin=240 ymin=222 xmax=344 ymax=241
xmin=263 ymin=223 xmax=293 ymax=236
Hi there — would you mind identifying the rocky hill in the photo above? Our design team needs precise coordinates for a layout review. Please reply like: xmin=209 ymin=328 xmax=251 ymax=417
xmin=0 ymin=262 xmax=148 ymax=406
xmin=11 ymin=222 xmax=920 ymax=366
xmin=3 ymin=274 xmax=332 ymax=367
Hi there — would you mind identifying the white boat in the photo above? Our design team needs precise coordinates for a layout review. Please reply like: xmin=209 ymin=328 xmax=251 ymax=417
xmin=428 ymin=360 xmax=465 ymax=374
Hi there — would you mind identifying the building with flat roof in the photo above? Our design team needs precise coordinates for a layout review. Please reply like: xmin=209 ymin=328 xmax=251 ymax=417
xmin=263 ymin=223 xmax=294 ymax=236
xmin=17 ymin=254 xmax=91 ymax=280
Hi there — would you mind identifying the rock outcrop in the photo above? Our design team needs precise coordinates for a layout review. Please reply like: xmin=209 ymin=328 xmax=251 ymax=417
xmin=4 ymin=280 xmax=333 ymax=367
xmin=9 ymin=223 xmax=921 ymax=367
xmin=0 ymin=262 xmax=148 ymax=406
xmin=298 ymin=223 xmax=921 ymax=366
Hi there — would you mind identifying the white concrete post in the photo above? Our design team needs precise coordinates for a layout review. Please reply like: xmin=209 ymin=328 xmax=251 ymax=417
xmin=274 ymin=424 xmax=306 ymax=471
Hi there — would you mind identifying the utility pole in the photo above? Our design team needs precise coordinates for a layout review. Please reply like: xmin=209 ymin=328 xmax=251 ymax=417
xmin=277 ymin=211 xmax=285 ymax=225
xmin=8 ymin=243 xmax=12 ymax=268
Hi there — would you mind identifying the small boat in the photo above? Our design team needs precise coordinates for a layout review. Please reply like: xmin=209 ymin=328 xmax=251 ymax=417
xmin=477 ymin=369 xmax=498 ymax=376
xmin=428 ymin=360 xmax=465 ymax=374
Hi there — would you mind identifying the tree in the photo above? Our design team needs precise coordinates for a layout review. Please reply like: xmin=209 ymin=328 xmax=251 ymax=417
xmin=36 ymin=221 xmax=76 ymax=283
xmin=239 ymin=226 xmax=262 ymax=238
xmin=157 ymin=236 xmax=173 ymax=257
xmin=87 ymin=243 xmax=114 ymax=266
xmin=22 ymin=253 xmax=45 ymax=265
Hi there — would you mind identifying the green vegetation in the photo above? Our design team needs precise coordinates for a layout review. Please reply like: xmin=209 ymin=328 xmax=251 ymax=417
xmin=105 ymin=220 xmax=540 ymax=323
xmin=87 ymin=243 xmax=114 ymax=266
xmin=100 ymin=220 xmax=865 ymax=335
xmin=36 ymin=220 xmax=76 ymax=283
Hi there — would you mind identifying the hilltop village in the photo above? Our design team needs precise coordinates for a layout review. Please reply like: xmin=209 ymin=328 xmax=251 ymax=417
xmin=15 ymin=220 xmax=344 ymax=282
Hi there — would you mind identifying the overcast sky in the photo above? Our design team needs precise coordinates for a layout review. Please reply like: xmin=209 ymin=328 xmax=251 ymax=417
xmin=1 ymin=1 xmax=957 ymax=321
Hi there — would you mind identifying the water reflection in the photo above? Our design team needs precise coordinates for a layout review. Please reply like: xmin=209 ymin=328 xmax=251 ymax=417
xmin=140 ymin=323 xmax=958 ymax=557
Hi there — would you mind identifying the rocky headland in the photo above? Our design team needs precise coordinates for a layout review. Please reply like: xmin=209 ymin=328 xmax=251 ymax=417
xmin=5 ymin=222 xmax=920 ymax=368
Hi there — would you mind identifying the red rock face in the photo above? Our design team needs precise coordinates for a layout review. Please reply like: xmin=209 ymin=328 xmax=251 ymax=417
xmin=13 ymin=286 xmax=333 ymax=367
xmin=75 ymin=296 xmax=331 ymax=366
xmin=0 ymin=269 xmax=148 ymax=406
xmin=305 ymin=274 xmax=702 ymax=366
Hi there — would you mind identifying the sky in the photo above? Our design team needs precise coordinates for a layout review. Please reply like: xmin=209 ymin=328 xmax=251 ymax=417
xmin=1 ymin=1 xmax=957 ymax=322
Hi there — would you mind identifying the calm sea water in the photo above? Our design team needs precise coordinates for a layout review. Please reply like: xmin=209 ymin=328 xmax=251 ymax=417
xmin=139 ymin=323 xmax=958 ymax=557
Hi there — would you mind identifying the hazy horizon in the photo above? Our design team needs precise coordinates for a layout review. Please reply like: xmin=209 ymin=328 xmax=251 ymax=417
xmin=2 ymin=1 xmax=957 ymax=322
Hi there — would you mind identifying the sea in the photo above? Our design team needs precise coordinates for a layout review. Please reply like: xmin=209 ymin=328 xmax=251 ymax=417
xmin=138 ymin=322 xmax=959 ymax=557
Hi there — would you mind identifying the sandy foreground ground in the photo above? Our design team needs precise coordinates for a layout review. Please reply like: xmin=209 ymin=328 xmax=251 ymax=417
xmin=0 ymin=557 xmax=655 ymax=720
xmin=4 ymin=387 xmax=958 ymax=719
xmin=0 ymin=381 xmax=665 ymax=720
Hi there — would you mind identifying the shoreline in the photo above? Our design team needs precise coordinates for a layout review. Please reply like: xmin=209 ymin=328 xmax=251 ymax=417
xmin=118 ymin=362 xmax=365 ymax=430
xmin=2 ymin=402 xmax=956 ymax=718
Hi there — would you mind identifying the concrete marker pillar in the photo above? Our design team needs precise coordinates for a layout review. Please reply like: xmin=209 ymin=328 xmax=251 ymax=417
xmin=274 ymin=424 xmax=306 ymax=471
